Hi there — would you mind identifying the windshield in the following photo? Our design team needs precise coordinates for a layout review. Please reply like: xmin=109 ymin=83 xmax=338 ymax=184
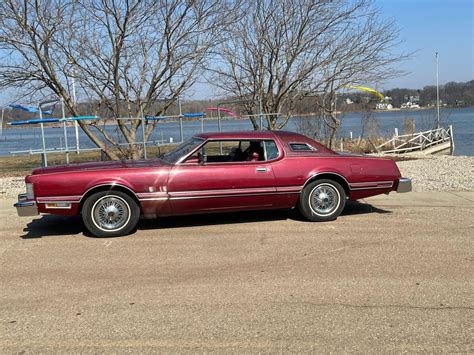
xmin=160 ymin=137 xmax=204 ymax=164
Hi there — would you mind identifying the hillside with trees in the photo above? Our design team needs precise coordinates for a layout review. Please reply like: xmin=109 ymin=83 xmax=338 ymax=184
xmin=383 ymin=80 xmax=474 ymax=107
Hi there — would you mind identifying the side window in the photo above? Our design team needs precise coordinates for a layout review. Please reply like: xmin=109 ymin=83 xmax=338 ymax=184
xmin=195 ymin=140 xmax=261 ymax=163
xmin=202 ymin=141 xmax=240 ymax=157
xmin=264 ymin=140 xmax=279 ymax=160
xmin=184 ymin=139 xmax=279 ymax=163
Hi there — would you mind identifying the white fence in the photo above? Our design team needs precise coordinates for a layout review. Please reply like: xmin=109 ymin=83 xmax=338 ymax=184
xmin=376 ymin=125 xmax=454 ymax=154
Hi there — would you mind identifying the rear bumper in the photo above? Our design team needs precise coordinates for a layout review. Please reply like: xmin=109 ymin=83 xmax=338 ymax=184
xmin=14 ymin=193 xmax=38 ymax=217
xmin=397 ymin=178 xmax=412 ymax=193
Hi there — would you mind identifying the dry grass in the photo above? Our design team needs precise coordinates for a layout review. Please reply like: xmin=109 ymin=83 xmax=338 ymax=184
xmin=0 ymin=144 xmax=177 ymax=177
xmin=336 ymin=137 xmax=387 ymax=154
xmin=0 ymin=151 xmax=101 ymax=177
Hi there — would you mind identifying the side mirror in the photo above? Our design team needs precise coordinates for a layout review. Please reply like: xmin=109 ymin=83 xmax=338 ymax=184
xmin=198 ymin=152 xmax=207 ymax=165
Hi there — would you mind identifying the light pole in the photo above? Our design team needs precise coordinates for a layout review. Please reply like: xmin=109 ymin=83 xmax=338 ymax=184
xmin=178 ymin=95 xmax=184 ymax=142
xmin=68 ymin=60 xmax=80 ymax=153
xmin=0 ymin=107 xmax=6 ymax=136
xmin=61 ymin=99 xmax=69 ymax=164
xmin=435 ymin=52 xmax=440 ymax=128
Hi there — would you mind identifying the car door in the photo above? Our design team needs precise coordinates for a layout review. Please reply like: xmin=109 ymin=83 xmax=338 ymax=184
xmin=167 ymin=140 xmax=278 ymax=215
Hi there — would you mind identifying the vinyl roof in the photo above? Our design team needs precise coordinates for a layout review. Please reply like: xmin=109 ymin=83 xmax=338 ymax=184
xmin=194 ymin=130 xmax=305 ymax=140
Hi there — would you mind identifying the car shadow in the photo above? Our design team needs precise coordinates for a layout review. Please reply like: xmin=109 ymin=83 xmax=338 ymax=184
xmin=20 ymin=215 xmax=84 ymax=239
xmin=140 ymin=200 xmax=391 ymax=230
xmin=19 ymin=200 xmax=391 ymax=238
xmin=341 ymin=200 xmax=392 ymax=216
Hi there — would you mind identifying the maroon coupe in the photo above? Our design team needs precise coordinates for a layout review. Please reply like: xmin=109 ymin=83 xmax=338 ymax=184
xmin=15 ymin=131 xmax=411 ymax=237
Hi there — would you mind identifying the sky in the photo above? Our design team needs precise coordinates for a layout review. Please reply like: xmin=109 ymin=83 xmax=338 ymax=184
xmin=173 ymin=0 xmax=474 ymax=99
xmin=376 ymin=0 xmax=474 ymax=90
xmin=1 ymin=0 xmax=473 ymax=104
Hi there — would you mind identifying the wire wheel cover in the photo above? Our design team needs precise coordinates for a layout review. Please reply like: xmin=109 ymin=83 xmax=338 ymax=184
xmin=92 ymin=196 xmax=130 ymax=232
xmin=309 ymin=184 xmax=340 ymax=216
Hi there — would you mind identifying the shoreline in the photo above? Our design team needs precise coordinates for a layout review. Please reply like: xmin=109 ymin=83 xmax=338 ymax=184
xmin=1 ymin=106 xmax=473 ymax=129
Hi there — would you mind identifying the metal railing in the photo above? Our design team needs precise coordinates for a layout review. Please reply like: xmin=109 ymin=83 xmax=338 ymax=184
xmin=376 ymin=125 xmax=454 ymax=154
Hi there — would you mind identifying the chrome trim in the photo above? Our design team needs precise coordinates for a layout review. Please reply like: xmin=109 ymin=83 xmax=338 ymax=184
xmin=256 ymin=167 xmax=267 ymax=172
xmin=349 ymin=181 xmax=394 ymax=190
xmin=350 ymin=186 xmax=393 ymax=191
xmin=136 ymin=192 xmax=168 ymax=199
xmin=18 ymin=193 xmax=28 ymax=202
xmin=397 ymin=177 xmax=412 ymax=193
xmin=79 ymin=183 xmax=139 ymax=202
xmin=276 ymin=186 xmax=302 ymax=193
xmin=303 ymin=172 xmax=350 ymax=189
xmin=349 ymin=181 xmax=394 ymax=188
xmin=37 ymin=196 xmax=82 ymax=203
xmin=350 ymin=186 xmax=394 ymax=191
xmin=263 ymin=139 xmax=268 ymax=161
xmin=170 ymin=191 xmax=297 ymax=201
xmin=139 ymin=197 xmax=169 ymax=201
xmin=140 ymin=186 xmax=302 ymax=202
xmin=14 ymin=200 xmax=38 ymax=217
xmin=176 ymin=138 xmax=283 ymax=165
xmin=170 ymin=187 xmax=276 ymax=197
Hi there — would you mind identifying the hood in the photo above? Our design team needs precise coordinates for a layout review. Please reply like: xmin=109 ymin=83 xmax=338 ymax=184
xmin=32 ymin=158 xmax=170 ymax=175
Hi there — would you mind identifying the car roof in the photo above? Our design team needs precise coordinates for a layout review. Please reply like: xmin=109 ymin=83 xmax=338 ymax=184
xmin=193 ymin=130 xmax=335 ymax=155
xmin=194 ymin=130 xmax=306 ymax=140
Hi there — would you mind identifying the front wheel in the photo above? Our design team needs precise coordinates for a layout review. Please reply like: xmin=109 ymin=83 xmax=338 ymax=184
xmin=82 ymin=191 xmax=140 ymax=237
xmin=299 ymin=179 xmax=346 ymax=222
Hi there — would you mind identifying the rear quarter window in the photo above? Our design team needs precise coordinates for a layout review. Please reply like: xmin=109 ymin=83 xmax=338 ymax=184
xmin=289 ymin=143 xmax=316 ymax=152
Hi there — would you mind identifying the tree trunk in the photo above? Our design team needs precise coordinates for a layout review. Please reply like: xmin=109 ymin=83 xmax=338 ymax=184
xmin=327 ymin=112 xmax=340 ymax=150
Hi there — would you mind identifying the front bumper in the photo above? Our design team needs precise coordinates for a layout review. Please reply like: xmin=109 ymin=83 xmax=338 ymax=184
xmin=397 ymin=178 xmax=412 ymax=193
xmin=14 ymin=193 xmax=38 ymax=217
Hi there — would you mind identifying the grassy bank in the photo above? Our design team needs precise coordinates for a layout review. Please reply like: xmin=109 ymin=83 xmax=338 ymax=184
xmin=0 ymin=151 xmax=102 ymax=177
xmin=0 ymin=145 xmax=176 ymax=177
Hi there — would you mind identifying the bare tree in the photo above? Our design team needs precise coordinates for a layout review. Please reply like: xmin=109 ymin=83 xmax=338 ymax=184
xmin=211 ymin=0 xmax=408 ymax=143
xmin=0 ymin=0 xmax=234 ymax=159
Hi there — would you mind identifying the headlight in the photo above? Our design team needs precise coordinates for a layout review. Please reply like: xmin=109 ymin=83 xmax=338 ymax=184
xmin=26 ymin=183 xmax=34 ymax=199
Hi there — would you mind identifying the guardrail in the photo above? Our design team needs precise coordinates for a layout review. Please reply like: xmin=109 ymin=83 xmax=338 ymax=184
xmin=376 ymin=125 xmax=454 ymax=154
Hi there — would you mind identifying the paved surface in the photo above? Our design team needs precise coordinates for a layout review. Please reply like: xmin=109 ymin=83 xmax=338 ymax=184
xmin=0 ymin=192 xmax=473 ymax=353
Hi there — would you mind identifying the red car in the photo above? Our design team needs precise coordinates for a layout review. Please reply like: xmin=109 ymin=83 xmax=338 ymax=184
xmin=15 ymin=131 xmax=411 ymax=237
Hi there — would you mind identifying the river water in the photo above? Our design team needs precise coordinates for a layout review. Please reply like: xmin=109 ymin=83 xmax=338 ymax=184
xmin=0 ymin=107 xmax=472 ymax=156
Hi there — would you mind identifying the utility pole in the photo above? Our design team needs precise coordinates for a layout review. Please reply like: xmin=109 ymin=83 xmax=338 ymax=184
xmin=435 ymin=52 xmax=440 ymax=128
xmin=61 ymin=99 xmax=69 ymax=164
xmin=70 ymin=64 xmax=80 ymax=153
xmin=178 ymin=95 xmax=184 ymax=142
xmin=140 ymin=104 xmax=147 ymax=159
xmin=0 ymin=107 xmax=5 ymax=136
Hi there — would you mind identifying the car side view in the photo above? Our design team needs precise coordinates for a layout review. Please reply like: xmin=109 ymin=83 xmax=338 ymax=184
xmin=15 ymin=131 xmax=411 ymax=237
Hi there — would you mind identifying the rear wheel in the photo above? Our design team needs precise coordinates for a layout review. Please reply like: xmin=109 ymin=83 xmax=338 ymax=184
xmin=82 ymin=191 xmax=139 ymax=237
xmin=299 ymin=179 xmax=346 ymax=222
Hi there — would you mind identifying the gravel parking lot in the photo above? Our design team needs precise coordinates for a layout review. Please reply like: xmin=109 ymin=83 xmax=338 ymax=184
xmin=0 ymin=192 xmax=473 ymax=353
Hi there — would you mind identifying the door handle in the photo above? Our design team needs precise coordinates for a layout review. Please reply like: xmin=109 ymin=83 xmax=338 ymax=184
xmin=256 ymin=167 xmax=267 ymax=172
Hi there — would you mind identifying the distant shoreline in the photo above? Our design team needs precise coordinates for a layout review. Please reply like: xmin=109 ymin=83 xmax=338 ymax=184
xmin=1 ymin=105 xmax=472 ymax=130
